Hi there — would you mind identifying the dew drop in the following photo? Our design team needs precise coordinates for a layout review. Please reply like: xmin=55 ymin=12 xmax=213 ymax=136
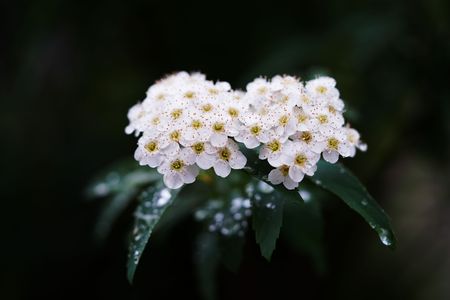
xmin=379 ymin=228 xmax=392 ymax=246
xmin=258 ymin=181 xmax=274 ymax=193
xmin=156 ymin=189 xmax=171 ymax=206
xmin=299 ymin=190 xmax=311 ymax=202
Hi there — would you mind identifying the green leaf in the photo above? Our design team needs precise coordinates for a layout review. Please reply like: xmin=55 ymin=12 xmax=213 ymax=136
xmin=127 ymin=183 xmax=181 ymax=283
xmin=86 ymin=158 xmax=159 ymax=199
xmin=281 ymin=190 xmax=326 ymax=274
xmin=94 ymin=188 xmax=138 ymax=242
xmin=310 ymin=160 xmax=396 ymax=248
xmin=87 ymin=159 xmax=160 ymax=242
xmin=195 ymin=232 xmax=220 ymax=300
xmin=250 ymin=181 xmax=286 ymax=260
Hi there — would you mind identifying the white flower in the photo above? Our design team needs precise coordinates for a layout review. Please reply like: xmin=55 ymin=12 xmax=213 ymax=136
xmin=157 ymin=148 xmax=199 ymax=189
xmin=281 ymin=141 xmax=320 ymax=182
xmin=134 ymin=134 xmax=179 ymax=167
xmin=268 ymin=165 xmax=299 ymax=190
xmin=182 ymin=140 xmax=216 ymax=170
xmin=207 ymin=139 xmax=247 ymax=177
xmin=258 ymin=133 xmax=289 ymax=167
xmin=305 ymin=76 xmax=340 ymax=100
xmin=314 ymin=128 xmax=355 ymax=163
xmin=127 ymin=71 xmax=368 ymax=189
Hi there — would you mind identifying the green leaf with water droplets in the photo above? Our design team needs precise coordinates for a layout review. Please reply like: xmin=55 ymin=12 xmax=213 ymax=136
xmin=250 ymin=181 xmax=287 ymax=260
xmin=310 ymin=160 xmax=396 ymax=248
xmin=127 ymin=183 xmax=181 ymax=283
xmin=86 ymin=158 xmax=159 ymax=199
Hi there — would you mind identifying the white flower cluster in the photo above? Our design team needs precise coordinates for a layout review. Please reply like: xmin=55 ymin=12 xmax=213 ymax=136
xmin=126 ymin=72 xmax=366 ymax=190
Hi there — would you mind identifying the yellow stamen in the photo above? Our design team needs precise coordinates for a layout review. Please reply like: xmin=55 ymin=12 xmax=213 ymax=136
xmin=318 ymin=115 xmax=328 ymax=124
xmin=280 ymin=165 xmax=289 ymax=176
xmin=171 ymin=109 xmax=183 ymax=119
xmin=295 ymin=154 xmax=307 ymax=166
xmin=191 ymin=120 xmax=203 ymax=129
xmin=316 ymin=86 xmax=327 ymax=94
xmin=300 ymin=131 xmax=312 ymax=143
xmin=184 ymin=91 xmax=195 ymax=99
xmin=145 ymin=141 xmax=158 ymax=153
xmin=213 ymin=122 xmax=224 ymax=132
xmin=267 ymin=140 xmax=281 ymax=152
xmin=170 ymin=131 xmax=180 ymax=141
xmin=192 ymin=142 xmax=204 ymax=154
xmin=327 ymin=137 xmax=339 ymax=150
xmin=170 ymin=159 xmax=184 ymax=171
xmin=250 ymin=125 xmax=261 ymax=136
xmin=228 ymin=108 xmax=238 ymax=118
xmin=279 ymin=115 xmax=289 ymax=126
xmin=202 ymin=104 xmax=213 ymax=112
xmin=219 ymin=147 xmax=231 ymax=161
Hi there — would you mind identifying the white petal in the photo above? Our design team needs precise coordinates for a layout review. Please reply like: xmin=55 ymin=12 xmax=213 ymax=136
xmin=288 ymin=166 xmax=304 ymax=182
xmin=163 ymin=172 xmax=183 ymax=189
xmin=196 ymin=153 xmax=214 ymax=170
xmin=181 ymin=165 xmax=199 ymax=184
xmin=323 ymin=150 xmax=339 ymax=163
xmin=146 ymin=154 xmax=164 ymax=167
xmin=210 ymin=133 xmax=228 ymax=147
xmin=283 ymin=177 xmax=299 ymax=190
xmin=268 ymin=153 xmax=284 ymax=167
xmin=229 ymin=151 xmax=247 ymax=169
xmin=213 ymin=160 xmax=231 ymax=178
xmin=163 ymin=142 xmax=180 ymax=156
xmin=259 ymin=147 xmax=269 ymax=160
xmin=339 ymin=143 xmax=354 ymax=157
xmin=244 ymin=136 xmax=260 ymax=149
xmin=268 ymin=169 xmax=284 ymax=184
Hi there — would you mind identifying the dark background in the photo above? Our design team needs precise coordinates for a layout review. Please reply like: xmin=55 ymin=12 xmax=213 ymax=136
xmin=1 ymin=0 xmax=450 ymax=299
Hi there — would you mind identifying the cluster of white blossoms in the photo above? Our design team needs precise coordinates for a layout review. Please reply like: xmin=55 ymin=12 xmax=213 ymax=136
xmin=126 ymin=72 xmax=367 ymax=189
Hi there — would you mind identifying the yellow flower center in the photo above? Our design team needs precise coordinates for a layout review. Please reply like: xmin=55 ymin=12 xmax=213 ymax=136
xmin=202 ymin=104 xmax=213 ymax=112
xmin=297 ymin=113 xmax=308 ymax=123
xmin=144 ymin=141 xmax=158 ymax=153
xmin=257 ymin=86 xmax=268 ymax=94
xmin=328 ymin=105 xmax=336 ymax=114
xmin=170 ymin=159 xmax=184 ymax=171
xmin=279 ymin=115 xmax=289 ymax=126
xmin=316 ymin=86 xmax=327 ymax=94
xmin=170 ymin=130 xmax=180 ymax=141
xmin=184 ymin=91 xmax=195 ymax=99
xmin=191 ymin=120 xmax=203 ymax=129
xmin=318 ymin=115 xmax=328 ymax=124
xmin=301 ymin=95 xmax=310 ymax=104
xmin=213 ymin=122 xmax=224 ymax=133
xmin=192 ymin=142 xmax=204 ymax=154
xmin=267 ymin=140 xmax=281 ymax=152
xmin=250 ymin=125 xmax=261 ymax=136
xmin=219 ymin=147 xmax=231 ymax=161
xmin=228 ymin=108 xmax=239 ymax=118
xmin=327 ymin=137 xmax=339 ymax=150
xmin=300 ymin=131 xmax=312 ymax=143
xmin=295 ymin=154 xmax=307 ymax=166
xmin=280 ymin=95 xmax=289 ymax=103
xmin=151 ymin=117 xmax=160 ymax=125
xmin=171 ymin=109 xmax=183 ymax=120
xmin=280 ymin=165 xmax=289 ymax=176
xmin=208 ymin=88 xmax=219 ymax=95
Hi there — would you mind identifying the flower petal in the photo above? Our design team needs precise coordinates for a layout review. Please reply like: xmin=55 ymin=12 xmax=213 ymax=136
xmin=213 ymin=160 xmax=231 ymax=178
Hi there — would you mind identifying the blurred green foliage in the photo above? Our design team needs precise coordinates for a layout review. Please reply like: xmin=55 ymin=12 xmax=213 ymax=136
xmin=1 ymin=0 xmax=449 ymax=299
